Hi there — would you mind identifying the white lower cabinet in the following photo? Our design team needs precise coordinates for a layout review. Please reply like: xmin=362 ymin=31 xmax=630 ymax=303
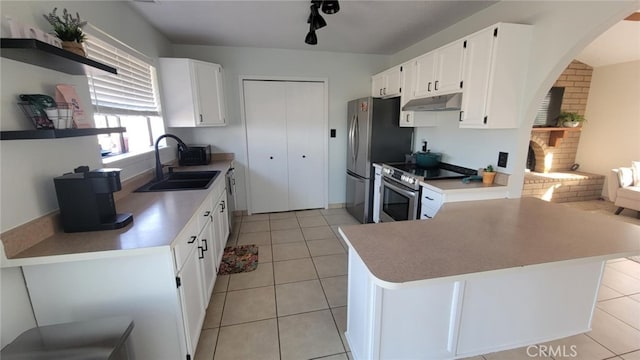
xmin=212 ymin=184 xmax=230 ymax=263
xmin=372 ymin=165 xmax=382 ymax=223
xmin=345 ymin=248 xmax=604 ymax=360
xmin=420 ymin=186 xmax=444 ymax=220
xmin=20 ymin=173 xmax=231 ymax=360
xmin=347 ymin=251 xmax=459 ymax=360
xmin=177 ymin=238 xmax=207 ymax=356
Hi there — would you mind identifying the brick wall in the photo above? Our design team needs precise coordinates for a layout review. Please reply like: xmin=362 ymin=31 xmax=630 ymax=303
xmin=554 ymin=60 xmax=593 ymax=116
xmin=522 ymin=61 xmax=603 ymax=202
xmin=528 ymin=60 xmax=593 ymax=172
xmin=522 ymin=172 xmax=605 ymax=202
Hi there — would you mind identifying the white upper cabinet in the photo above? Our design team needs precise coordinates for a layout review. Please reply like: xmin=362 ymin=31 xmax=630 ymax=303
xmin=413 ymin=40 xmax=465 ymax=98
xmin=372 ymin=65 xmax=403 ymax=98
xmin=159 ymin=58 xmax=227 ymax=127
xmin=399 ymin=60 xmax=437 ymax=127
xmin=459 ymin=23 xmax=532 ymax=128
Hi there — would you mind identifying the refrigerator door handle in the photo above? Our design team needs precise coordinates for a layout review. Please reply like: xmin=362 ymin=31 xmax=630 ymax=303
xmin=354 ymin=114 xmax=360 ymax=164
xmin=349 ymin=114 xmax=356 ymax=165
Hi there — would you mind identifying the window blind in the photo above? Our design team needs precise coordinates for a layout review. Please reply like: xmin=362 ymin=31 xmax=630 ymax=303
xmin=85 ymin=37 xmax=160 ymax=116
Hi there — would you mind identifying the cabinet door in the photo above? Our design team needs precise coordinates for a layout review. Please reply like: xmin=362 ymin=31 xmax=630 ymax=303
xmin=371 ymin=73 xmax=386 ymax=98
xmin=194 ymin=61 xmax=226 ymax=127
xmin=244 ymin=80 xmax=289 ymax=213
xmin=459 ymin=28 xmax=494 ymax=127
xmin=384 ymin=66 xmax=402 ymax=97
xmin=434 ymin=40 xmax=464 ymax=95
xmin=177 ymin=244 xmax=206 ymax=355
xmin=286 ymin=81 xmax=325 ymax=210
xmin=199 ymin=219 xmax=216 ymax=304
xmin=399 ymin=111 xmax=414 ymax=127
xmin=212 ymin=190 xmax=230 ymax=261
xmin=414 ymin=52 xmax=436 ymax=97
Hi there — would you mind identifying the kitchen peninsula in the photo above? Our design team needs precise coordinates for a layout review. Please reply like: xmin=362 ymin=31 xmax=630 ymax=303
xmin=339 ymin=197 xmax=640 ymax=360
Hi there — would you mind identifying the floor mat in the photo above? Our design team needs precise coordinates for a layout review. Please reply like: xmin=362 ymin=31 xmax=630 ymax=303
xmin=217 ymin=245 xmax=259 ymax=275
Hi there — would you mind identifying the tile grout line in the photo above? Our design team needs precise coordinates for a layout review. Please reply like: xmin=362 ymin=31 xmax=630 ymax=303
xmin=307 ymin=225 xmax=348 ymax=354
xmin=270 ymin=226 xmax=284 ymax=360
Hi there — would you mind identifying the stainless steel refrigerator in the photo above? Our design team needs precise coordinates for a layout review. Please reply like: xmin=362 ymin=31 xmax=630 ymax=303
xmin=346 ymin=97 xmax=414 ymax=223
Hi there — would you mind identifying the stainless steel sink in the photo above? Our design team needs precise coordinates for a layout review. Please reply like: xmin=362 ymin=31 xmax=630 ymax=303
xmin=135 ymin=170 xmax=220 ymax=192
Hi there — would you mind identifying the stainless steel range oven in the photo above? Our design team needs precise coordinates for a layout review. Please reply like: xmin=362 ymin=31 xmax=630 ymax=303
xmin=379 ymin=166 xmax=420 ymax=222
xmin=378 ymin=163 xmax=473 ymax=222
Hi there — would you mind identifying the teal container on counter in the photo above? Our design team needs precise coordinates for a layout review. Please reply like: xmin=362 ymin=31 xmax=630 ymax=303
xmin=415 ymin=151 xmax=442 ymax=168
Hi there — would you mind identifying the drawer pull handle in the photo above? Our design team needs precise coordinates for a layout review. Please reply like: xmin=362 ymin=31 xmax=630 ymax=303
xmin=424 ymin=214 xmax=433 ymax=219
xmin=202 ymin=239 xmax=208 ymax=251
xmin=198 ymin=246 xmax=204 ymax=259
xmin=203 ymin=211 xmax=211 ymax=217
xmin=188 ymin=236 xmax=197 ymax=244
xmin=425 ymin=196 xmax=434 ymax=201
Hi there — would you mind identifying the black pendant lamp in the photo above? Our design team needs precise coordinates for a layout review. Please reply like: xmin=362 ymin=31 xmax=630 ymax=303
xmin=321 ymin=1 xmax=340 ymax=14
xmin=307 ymin=4 xmax=327 ymax=30
xmin=304 ymin=0 xmax=339 ymax=45
xmin=305 ymin=27 xmax=318 ymax=45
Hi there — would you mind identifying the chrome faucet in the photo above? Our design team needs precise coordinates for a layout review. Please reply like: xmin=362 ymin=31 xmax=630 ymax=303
xmin=155 ymin=134 xmax=188 ymax=182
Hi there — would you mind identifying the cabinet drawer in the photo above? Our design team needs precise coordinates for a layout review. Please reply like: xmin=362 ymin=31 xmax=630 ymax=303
xmin=420 ymin=204 xmax=439 ymax=220
xmin=173 ymin=218 xmax=199 ymax=271
xmin=196 ymin=193 xmax=214 ymax=232
xmin=421 ymin=188 xmax=444 ymax=206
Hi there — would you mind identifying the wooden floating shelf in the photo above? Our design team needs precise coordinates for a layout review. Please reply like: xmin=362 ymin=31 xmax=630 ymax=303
xmin=1 ymin=38 xmax=117 ymax=76
xmin=531 ymin=127 xmax=582 ymax=147
xmin=0 ymin=127 xmax=126 ymax=141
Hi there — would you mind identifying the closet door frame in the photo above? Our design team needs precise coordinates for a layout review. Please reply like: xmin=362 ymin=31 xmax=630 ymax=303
xmin=240 ymin=76 xmax=329 ymax=215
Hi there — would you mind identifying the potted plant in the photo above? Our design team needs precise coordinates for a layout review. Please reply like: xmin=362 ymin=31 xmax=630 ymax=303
xmin=482 ymin=164 xmax=496 ymax=185
xmin=43 ymin=8 xmax=87 ymax=57
xmin=557 ymin=111 xmax=586 ymax=128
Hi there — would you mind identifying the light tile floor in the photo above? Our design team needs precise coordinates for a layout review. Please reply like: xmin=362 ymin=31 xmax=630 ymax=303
xmin=194 ymin=201 xmax=640 ymax=360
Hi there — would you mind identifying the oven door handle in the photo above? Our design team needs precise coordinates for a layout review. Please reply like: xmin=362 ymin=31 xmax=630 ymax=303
xmin=382 ymin=178 xmax=417 ymax=198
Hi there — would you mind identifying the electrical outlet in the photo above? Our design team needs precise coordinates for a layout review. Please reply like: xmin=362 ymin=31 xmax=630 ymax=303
xmin=498 ymin=152 xmax=508 ymax=167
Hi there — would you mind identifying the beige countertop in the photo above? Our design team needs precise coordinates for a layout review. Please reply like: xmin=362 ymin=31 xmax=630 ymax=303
xmin=339 ymin=197 xmax=640 ymax=286
xmin=4 ymin=160 xmax=231 ymax=264
xmin=421 ymin=178 xmax=506 ymax=191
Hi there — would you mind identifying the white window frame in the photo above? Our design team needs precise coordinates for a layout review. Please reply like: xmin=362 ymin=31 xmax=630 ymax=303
xmin=83 ymin=25 xmax=166 ymax=166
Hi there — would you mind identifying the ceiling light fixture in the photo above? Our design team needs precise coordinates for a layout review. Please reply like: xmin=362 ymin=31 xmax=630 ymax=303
xmin=304 ymin=0 xmax=339 ymax=45
xmin=321 ymin=1 xmax=340 ymax=15
xmin=308 ymin=4 xmax=327 ymax=30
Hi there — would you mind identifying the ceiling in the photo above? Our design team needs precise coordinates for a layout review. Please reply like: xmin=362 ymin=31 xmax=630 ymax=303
xmin=576 ymin=17 xmax=640 ymax=67
xmin=130 ymin=0 xmax=497 ymax=54
xmin=130 ymin=1 xmax=639 ymax=66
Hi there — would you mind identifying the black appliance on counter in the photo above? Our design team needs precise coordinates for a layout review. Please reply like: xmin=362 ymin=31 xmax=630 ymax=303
xmin=54 ymin=166 xmax=133 ymax=233
xmin=178 ymin=144 xmax=211 ymax=166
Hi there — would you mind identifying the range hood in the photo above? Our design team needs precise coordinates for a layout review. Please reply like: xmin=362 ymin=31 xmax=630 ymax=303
xmin=402 ymin=92 xmax=462 ymax=111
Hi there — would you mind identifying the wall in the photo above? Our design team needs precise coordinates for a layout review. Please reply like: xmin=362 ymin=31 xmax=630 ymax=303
xmin=575 ymin=60 xmax=640 ymax=199
xmin=168 ymin=45 xmax=389 ymax=209
xmin=0 ymin=0 xmax=171 ymax=347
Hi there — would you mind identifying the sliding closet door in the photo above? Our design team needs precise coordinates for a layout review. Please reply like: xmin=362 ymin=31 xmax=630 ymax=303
xmin=286 ymin=82 xmax=325 ymax=210
xmin=244 ymin=80 xmax=326 ymax=214
xmin=244 ymin=80 xmax=289 ymax=213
